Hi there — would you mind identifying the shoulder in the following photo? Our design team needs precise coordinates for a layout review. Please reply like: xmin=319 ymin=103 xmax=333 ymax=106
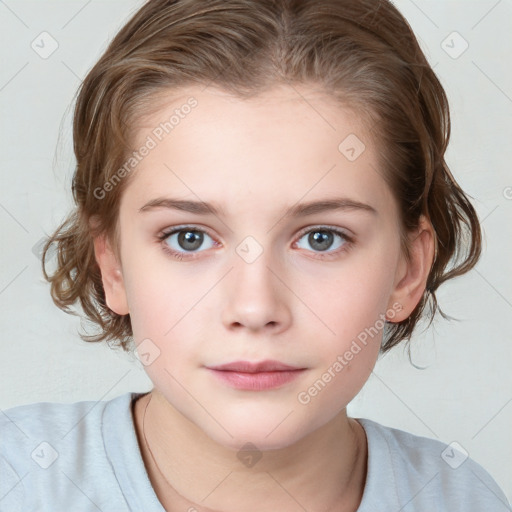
xmin=356 ymin=417 xmax=511 ymax=512
xmin=0 ymin=392 xmax=119 ymax=460
xmin=0 ymin=392 xmax=141 ymax=512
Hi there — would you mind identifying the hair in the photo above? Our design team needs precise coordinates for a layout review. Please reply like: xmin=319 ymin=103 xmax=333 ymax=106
xmin=41 ymin=0 xmax=481 ymax=355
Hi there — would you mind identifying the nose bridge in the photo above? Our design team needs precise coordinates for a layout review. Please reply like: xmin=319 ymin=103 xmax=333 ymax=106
xmin=220 ymin=234 xmax=291 ymax=331
xmin=232 ymin=235 xmax=279 ymax=300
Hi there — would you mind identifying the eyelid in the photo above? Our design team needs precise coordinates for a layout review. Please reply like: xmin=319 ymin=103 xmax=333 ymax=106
xmin=158 ymin=223 xmax=355 ymax=260
xmin=158 ymin=224 xmax=353 ymax=243
xmin=294 ymin=224 xmax=353 ymax=239
xmin=158 ymin=224 xmax=217 ymax=240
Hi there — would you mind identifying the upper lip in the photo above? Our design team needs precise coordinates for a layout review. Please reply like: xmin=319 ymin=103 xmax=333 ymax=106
xmin=207 ymin=360 xmax=303 ymax=373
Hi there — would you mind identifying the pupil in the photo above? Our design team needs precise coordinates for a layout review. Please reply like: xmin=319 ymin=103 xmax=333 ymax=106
xmin=178 ymin=230 xmax=203 ymax=251
xmin=309 ymin=230 xmax=333 ymax=251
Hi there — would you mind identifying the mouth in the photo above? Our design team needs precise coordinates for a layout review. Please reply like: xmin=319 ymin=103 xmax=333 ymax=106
xmin=205 ymin=360 xmax=307 ymax=391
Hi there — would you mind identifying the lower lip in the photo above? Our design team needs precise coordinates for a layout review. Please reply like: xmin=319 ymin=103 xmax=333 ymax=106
xmin=207 ymin=369 xmax=306 ymax=390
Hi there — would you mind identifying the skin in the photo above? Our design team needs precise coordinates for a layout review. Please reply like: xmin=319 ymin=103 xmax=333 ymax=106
xmin=93 ymin=84 xmax=435 ymax=511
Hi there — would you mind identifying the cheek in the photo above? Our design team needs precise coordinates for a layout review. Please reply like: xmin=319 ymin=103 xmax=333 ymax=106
xmin=293 ymin=248 xmax=397 ymax=398
xmin=302 ymin=256 xmax=396 ymax=345
xmin=122 ymin=242 xmax=199 ymax=335
xmin=122 ymin=254 xmax=210 ymax=377
xmin=295 ymin=276 xmax=386 ymax=415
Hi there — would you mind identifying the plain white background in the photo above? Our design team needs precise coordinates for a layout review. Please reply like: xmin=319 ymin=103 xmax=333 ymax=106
xmin=0 ymin=0 xmax=511 ymax=503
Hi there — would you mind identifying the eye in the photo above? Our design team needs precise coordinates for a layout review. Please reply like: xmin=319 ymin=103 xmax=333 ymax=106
xmin=157 ymin=225 xmax=353 ymax=261
xmin=294 ymin=226 xmax=352 ymax=258
xmin=158 ymin=226 xmax=217 ymax=259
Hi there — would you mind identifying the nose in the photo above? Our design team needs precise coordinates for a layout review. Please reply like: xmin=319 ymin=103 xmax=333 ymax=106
xmin=220 ymin=246 xmax=292 ymax=334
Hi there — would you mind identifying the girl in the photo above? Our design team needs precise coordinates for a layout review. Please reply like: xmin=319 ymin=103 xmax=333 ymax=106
xmin=1 ymin=0 xmax=510 ymax=510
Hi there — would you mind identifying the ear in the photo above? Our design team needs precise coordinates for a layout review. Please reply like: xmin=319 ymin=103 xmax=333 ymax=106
xmin=386 ymin=215 xmax=435 ymax=322
xmin=92 ymin=233 xmax=130 ymax=316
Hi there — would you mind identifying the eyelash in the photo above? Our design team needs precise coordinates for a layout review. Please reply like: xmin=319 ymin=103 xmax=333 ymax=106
xmin=156 ymin=225 xmax=354 ymax=261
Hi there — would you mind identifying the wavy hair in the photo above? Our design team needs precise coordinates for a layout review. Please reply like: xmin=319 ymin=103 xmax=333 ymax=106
xmin=41 ymin=0 xmax=481 ymax=354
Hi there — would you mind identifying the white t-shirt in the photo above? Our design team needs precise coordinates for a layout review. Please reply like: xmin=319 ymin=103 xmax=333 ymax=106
xmin=1 ymin=392 xmax=510 ymax=511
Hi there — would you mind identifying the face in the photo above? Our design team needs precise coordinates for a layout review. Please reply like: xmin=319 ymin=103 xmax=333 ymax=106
xmin=99 ymin=84 xmax=422 ymax=451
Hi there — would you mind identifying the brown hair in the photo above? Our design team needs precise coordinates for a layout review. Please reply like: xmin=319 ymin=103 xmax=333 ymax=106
xmin=41 ymin=0 xmax=481 ymax=354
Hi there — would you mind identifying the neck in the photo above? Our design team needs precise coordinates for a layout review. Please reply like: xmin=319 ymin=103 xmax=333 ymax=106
xmin=133 ymin=390 xmax=367 ymax=512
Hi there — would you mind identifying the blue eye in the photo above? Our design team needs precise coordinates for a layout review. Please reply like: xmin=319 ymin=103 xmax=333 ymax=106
xmin=295 ymin=227 xmax=352 ymax=257
xmin=159 ymin=227 xmax=216 ymax=259
xmin=158 ymin=225 xmax=353 ymax=261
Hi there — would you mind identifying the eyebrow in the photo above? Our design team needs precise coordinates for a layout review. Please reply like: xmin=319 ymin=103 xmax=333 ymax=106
xmin=138 ymin=196 xmax=377 ymax=217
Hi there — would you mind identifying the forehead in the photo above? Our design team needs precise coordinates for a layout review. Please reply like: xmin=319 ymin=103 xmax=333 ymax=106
xmin=121 ymin=85 xmax=391 ymax=217
xmin=132 ymin=83 xmax=372 ymax=154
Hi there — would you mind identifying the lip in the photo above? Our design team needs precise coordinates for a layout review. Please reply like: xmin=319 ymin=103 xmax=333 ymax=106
xmin=206 ymin=360 xmax=306 ymax=391
xmin=207 ymin=360 xmax=302 ymax=373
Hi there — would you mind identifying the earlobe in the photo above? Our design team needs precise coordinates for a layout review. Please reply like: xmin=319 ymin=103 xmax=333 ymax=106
xmin=387 ymin=216 xmax=435 ymax=323
xmin=92 ymin=234 xmax=130 ymax=315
